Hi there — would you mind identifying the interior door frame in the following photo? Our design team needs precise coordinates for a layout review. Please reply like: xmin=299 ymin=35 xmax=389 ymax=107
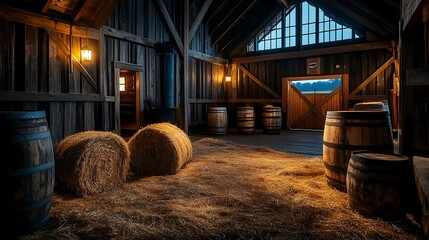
xmin=114 ymin=61 xmax=144 ymax=134
xmin=282 ymin=74 xmax=349 ymax=130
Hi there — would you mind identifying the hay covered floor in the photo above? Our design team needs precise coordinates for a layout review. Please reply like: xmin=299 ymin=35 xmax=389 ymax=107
xmin=22 ymin=138 xmax=423 ymax=240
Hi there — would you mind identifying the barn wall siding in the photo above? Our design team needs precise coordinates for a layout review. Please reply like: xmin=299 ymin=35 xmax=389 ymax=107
xmin=223 ymin=48 xmax=394 ymax=129
xmin=0 ymin=20 xmax=103 ymax=144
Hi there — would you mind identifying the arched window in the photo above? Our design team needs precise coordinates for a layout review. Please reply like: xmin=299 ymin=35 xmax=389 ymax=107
xmin=247 ymin=1 xmax=362 ymax=52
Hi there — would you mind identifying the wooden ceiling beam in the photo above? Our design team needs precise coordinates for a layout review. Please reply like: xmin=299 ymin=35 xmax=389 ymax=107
xmin=73 ymin=0 xmax=90 ymax=22
xmin=92 ymin=0 xmax=120 ymax=29
xmin=228 ymin=7 xmax=283 ymax=56
xmin=189 ymin=0 xmax=212 ymax=41
xmin=232 ymin=40 xmax=392 ymax=63
xmin=339 ymin=0 xmax=398 ymax=35
xmin=212 ymin=0 xmax=257 ymax=46
xmin=313 ymin=0 xmax=391 ymax=37
xmin=41 ymin=0 xmax=53 ymax=13
xmin=154 ymin=0 xmax=184 ymax=57
xmin=208 ymin=0 xmax=245 ymax=36
xmin=0 ymin=5 xmax=100 ymax=39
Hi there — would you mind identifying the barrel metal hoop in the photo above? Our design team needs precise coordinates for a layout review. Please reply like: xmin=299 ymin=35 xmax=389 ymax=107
xmin=347 ymin=171 xmax=406 ymax=185
xmin=3 ymin=131 xmax=52 ymax=143
xmin=19 ymin=212 xmax=51 ymax=234
xmin=323 ymin=163 xmax=347 ymax=173
xmin=10 ymin=193 xmax=53 ymax=214
xmin=1 ymin=160 xmax=54 ymax=177
xmin=323 ymin=141 xmax=392 ymax=151
xmin=326 ymin=112 xmax=388 ymax=120
xmin=0 ymin=111 xmax=46 ymax=120
xmin=325 ymin=122 xmax=390 ymax=127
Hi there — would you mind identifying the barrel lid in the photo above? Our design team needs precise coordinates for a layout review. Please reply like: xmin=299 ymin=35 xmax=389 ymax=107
xmin=0 ymin=111 xmax=46 ymax=119
xmin=352 ymin=150 xmax=409 ymax=162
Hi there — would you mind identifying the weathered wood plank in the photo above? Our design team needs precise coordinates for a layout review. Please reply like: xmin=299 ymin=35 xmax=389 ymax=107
xmin=238 ymin=64 xmax=281 ymax=99
xmin=350 ymin=57 xmax=394 ymax=96
xmin=153 ymin=0 xmax=184 ymax=57
xmin=0 ymin=92 xmax=114 ymax=102
xmin=0 ymin=5 xmax=100 ymax=39
xmin=189 ymin=0 xmax=212 ymax=41
xmin=47 ymin=31 xmax=99 ymax=92
xmin=232 ymin=41 xmax=391 ymax=64
xmin=23 ymin=25 xmax=38 ymax=110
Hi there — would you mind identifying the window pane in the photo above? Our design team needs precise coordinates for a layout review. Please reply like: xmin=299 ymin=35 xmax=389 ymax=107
xmin=302 ymin=35 xmax=308 ymax=45
xmin=302 ymin=24 xmax=308 ymax=34
xmin=344 ymin=28 xmax=352 ymax=39
xmin=258 ymin=42 xmax=264 ymax=50
xmin=324 ymin=32 xmax=329 ymax=42
xmin=290 ymin=36 xmax=296 ymax=46
xmin=309 ymin=5 xmax=316 ymax=22
xmin=309 ymin=34 xmax=316 ymax=44
xmin=290 ymin=9 xmax=296 ymax=25
xmin=330 ymin=21 xmax=335 ymax=29
xmin=319 ymin=9 xmax=324 ymax=21
xmin=319 ymin=23 xmax=324 ymax=32
xmin=330 ymin=31 xmax=335 ymax=40
xmin=309 ymin=23 xmax=315 ymax=33
xmin=319 ymin=33 xmax=324 ymax=43
xmin=325 ymin=22 xmax=329 ymax=30
xmin=302 ymin=2 xmax=308 ymax=24
xmin=290 ymin=27 xmax=296 ymax=35
xmin=336 ymin=30 xmax=342 ymax=40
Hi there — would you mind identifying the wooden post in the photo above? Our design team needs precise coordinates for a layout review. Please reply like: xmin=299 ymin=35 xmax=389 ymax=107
xmin=182 ymin=0 xmax=189 ymax=133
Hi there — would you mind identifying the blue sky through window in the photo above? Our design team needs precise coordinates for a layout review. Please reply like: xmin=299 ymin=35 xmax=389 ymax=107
xmin=247 ymin=1 xmax=362 ymax=52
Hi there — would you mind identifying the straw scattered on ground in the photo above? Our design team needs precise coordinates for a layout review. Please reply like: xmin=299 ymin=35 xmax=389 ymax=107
xmin=23 ymin=138 xmax=422 ymax=239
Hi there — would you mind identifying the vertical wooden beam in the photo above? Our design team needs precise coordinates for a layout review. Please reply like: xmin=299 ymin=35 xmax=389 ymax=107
xmin=183 ymin=0 xmax=190 ymax=132
xmin=231 ymin=64 xmax=237 ymax=100
xmin=189 ymin=0 xmax=212 ymax=41
xmin=342 ymin=74 xmax=349 ymax=110
xmin=99 ymin=27 xmax=109 ymax=130
xmin=114 ymin=68 xmax=121 ymax=134
xmin=282 ymin=78 xmax=287 ymax=112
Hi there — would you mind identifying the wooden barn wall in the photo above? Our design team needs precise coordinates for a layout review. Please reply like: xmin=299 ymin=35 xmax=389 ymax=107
xmin=0 ymin=19 xmax=102 ymax=145
xmin=189 ymin=59 xmax=226 ymax=126
xmin=230 ymin=49 xmax=393 ymax=127
xmin=105 ymin=0 xmax=225 ymax=130
xmin=400 ymin=20 xmax=429 ymax=156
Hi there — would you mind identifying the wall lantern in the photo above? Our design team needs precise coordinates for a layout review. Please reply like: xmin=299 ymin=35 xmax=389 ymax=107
xmin=225 ymin=74 xmax=231 ymax=82
xmin=81 ymin=46 xmax=92 ymax=62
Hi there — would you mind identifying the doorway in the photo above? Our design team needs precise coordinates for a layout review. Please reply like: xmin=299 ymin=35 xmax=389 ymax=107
xmin=114 ymin=61 xmax=144 ymax=134
xmin=284 ymin=74 xmax=348 ymax=130
xmin=119 ymin=70 xmax=140 ymax=131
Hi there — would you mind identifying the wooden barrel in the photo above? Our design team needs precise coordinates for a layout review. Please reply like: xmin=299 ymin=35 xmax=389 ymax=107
xmin=352 ymin=101 xmax=385 ymax=111
xmin=0 ymin=111 xmax=55 ymax=237
xmin=207 ymin=107 xmax=228 ymax=134
xmin=262 ymin=105 xmax=282 ymax=134
xmin=236 ymin=106 xmax=255 ymax=134
xmin=346 ymin=151 xmax=412 ymax=219
xmin=353 ymin=100 xmax=392 ymax=129
xmin=323 ymin=111 xmax=393 ymax=191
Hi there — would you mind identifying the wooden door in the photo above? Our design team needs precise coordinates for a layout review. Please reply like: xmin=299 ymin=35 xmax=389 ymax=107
xmin=287 ymin=77 xmax=343 ymax=130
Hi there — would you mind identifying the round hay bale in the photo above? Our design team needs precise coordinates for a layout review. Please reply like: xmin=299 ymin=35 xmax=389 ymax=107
xmin=128 ymin=122 xmax=192 ymax=176
xmin=55 ymin=131 xmax=130 ymax=197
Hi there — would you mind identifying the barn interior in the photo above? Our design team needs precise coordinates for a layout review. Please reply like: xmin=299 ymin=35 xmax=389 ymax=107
xmin=1 ymin=0 xmax=429 ymax=239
